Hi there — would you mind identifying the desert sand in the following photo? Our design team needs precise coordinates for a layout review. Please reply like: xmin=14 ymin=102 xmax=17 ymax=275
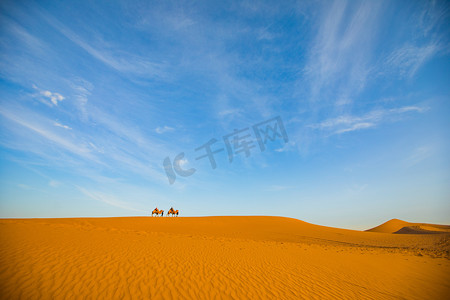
xmin=366 ymin=218 xmax=450 ymax=234
xmin=0 ymin=216 xmax=449 ymax=299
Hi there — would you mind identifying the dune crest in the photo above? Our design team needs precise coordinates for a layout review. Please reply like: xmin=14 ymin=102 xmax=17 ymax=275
xmin=367 ymin=218 xmax=450 ymax=234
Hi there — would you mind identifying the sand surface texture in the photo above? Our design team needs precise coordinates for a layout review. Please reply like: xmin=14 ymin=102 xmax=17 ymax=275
xmin=0 ymin=216 xmax=449 ymax=299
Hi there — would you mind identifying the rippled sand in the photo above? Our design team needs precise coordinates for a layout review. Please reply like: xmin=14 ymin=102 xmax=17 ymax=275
xmin=0 ymin=216 xmax=449 ymax=299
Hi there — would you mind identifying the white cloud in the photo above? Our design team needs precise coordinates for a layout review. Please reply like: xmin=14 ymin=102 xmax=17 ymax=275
xmin=88 ymin=142 xmax=104 ymax=154
xmin=32 ymin=84 xmax=65 ymax=106
xmin=311 ymin=105 xmax=428 ymax=135
xmin=54 ymin=122 xmax=72 ymax=130
xmin=41 ymin=90 xmax=64 ymax=105
xmin=392 ymin=106 xmax=428 ymax=113
xmin=155 ymin=125 xmax=175 ymax=134
xmin=336 ymin=122 xmax=375 ymax=134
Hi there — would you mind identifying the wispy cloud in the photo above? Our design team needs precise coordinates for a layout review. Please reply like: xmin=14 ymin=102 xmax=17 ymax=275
xmin=303 ymin=1 xmax=383 ymax=104
xmin=380 ymin=1 xmax=448 ymax=80
xmin=155 ymin=126 xmax=174 ymax=134
xmin=77 ymin=186 xmax=146 ymax=213
xmin=384 ymin=43 xmax=440 ymax=78
xmin=0 ymin=101 xmax=169 ymax=185
xmin=54 ymin=122 xmax=72 ymax=130
xmin=69 ymin=78 xmax=93 ymax=121
xmin=336 ymin=122 xmax=375 ymax=134
xmin=38 ymin=9 xmax=167 ymax=79
xmin=1 ymin=17 xmax=46 ymax=51
xmin=311 ymin=105 xmax=428 ymax=135
xmin=274 ymin=141 xmax=296 ymax=153
xmin=0 ymin=105 xmax=94 ymax=159
xmin=404 ymin=145 xmax=434 ymax=167
xmin=218 ymin=108 xmax=242 ymax=117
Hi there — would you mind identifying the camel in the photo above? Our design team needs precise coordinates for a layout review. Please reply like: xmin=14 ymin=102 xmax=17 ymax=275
xmin=152 ymin=208 xmax=164 ymax=217
xmin=167 ymin=207 xmax=179 ymax=217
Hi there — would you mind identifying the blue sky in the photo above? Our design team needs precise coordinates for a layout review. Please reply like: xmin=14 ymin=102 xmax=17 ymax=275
xmin=0 ymin=0 xmax=449 ymax=229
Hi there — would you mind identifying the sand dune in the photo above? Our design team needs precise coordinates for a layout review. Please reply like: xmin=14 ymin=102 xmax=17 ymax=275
xmin=0 ymin=216 xmax=449 ymax=299
xmin=366 ymin=218 xmax=450 ymax=234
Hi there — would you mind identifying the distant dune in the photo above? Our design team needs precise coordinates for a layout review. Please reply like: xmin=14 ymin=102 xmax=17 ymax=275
xmin=0 ymin=216 xmax=449 ymax=299
xmin=366 ymin=218 xmax=450 ymax=234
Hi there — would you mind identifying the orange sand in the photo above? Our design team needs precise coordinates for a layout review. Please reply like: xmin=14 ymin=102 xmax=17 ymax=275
xmin=367 ymin=218 xmax=450 ymax=234
xmin=0 ymin=216 xmax=449 ymax=299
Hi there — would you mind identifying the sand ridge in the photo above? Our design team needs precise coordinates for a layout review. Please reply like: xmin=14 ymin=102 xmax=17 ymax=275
xmin=366 ymin=218 xmax=450 ymax=234
xmin=0 ymin=216 xmax=449 ymax=299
